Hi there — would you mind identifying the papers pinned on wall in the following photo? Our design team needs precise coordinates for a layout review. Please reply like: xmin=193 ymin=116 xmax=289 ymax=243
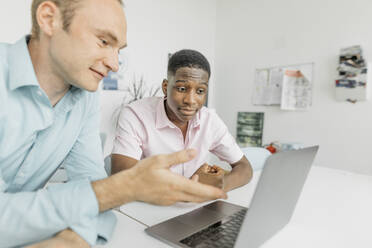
xmin=252 ymin=68 xmax=283 ymax=105
xmin=252 ymin=62 xmax=314 ymax=111
xmin=281 ymin=69 xmax=312 ymax=110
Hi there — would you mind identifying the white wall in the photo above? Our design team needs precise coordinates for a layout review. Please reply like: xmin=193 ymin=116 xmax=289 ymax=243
xmin=0 ymin=1 xmax=31 ymax=43
xmin=214 ymin=0 xmax=372 ymax=175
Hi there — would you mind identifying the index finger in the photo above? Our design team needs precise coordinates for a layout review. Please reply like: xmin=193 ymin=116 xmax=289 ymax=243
xmin=158 ymin=149 xmax=197 ymax=169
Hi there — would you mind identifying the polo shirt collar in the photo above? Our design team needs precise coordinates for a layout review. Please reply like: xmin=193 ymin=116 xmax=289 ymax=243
xmin=155 ymin=97 xmax=201 ymax=129
xmin=8 ymin=35 xmax=39 ymax=90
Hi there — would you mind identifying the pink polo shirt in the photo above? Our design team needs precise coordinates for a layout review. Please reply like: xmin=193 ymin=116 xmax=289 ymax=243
xmin=112 ymin=97 xmax=243 ymax=178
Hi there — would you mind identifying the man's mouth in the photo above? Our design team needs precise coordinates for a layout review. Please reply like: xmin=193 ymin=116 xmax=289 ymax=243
xmin=90 ymin=68 xmax=106 ymax=79
xmin=179 ymin=108 xmax=197 ymax=116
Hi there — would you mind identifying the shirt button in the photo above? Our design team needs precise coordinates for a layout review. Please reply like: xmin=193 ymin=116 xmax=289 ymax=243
xmin=37 ymin=90 xmax=42 ymax=96
xmin=19 ymin=172 xmax=25 ymax=177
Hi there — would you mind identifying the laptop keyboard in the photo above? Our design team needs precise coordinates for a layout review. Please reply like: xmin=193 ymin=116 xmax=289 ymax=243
xmin=180 ymin=208 xmax=247 ymax=248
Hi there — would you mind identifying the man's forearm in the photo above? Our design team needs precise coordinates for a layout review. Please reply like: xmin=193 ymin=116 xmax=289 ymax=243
xmin=111 ymin=154 xmax=139 ymax=174
xmin=92 ymin=169 xmax=136 ymax=212
xmin=224 ymin=157 xmax=253 ymax=192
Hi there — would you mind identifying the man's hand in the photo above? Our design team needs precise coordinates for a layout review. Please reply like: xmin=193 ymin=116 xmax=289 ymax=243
xmin=192 ymin=163 xmax=225 ymax=189
xmin=93 ymin=149 xmax=227 ymax=212
xmin=25 ymin=229 xmax=89 ymax=248
xmin=126 ymin=150 xmax=227 ymax=205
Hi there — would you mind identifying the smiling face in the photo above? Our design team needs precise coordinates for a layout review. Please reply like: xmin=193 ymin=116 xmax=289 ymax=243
xmin=162 ymin=67 xmax=209 ymax=127
xmin=48 ymin=0 xmax=127 ymax=91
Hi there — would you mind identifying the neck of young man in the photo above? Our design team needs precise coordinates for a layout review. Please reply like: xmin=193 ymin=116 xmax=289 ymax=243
xmin=28 ymin=38 xmax=71 ymax=107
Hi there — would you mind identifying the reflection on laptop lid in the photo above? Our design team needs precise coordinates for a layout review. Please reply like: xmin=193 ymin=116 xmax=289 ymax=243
xmin=146 ymin=146 xmax=319 ymax=248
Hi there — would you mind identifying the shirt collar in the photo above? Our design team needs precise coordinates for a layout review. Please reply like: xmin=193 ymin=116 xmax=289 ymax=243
xmin=155 ymin=97 xmax=201 ymax=129
xmin=8 ymin=35 xmax=39 ymax=91
xmin=54 ymin=86 xmax=85 ymax=115
xmin=8 ymin=36 xmax=84 ymax=112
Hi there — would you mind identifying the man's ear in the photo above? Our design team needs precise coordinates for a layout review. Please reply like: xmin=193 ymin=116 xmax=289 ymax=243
xmin=36 ymin=1 xmax=61 ymax=37
xmin=162 ymin=79 xmax=168 ymax=96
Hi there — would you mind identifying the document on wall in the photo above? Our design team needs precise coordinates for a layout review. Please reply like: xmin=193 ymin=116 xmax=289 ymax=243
xmin=252 ymin=62 xmax=313 ymax=110
xmin=280 ymin=70 xmax=312 ymax=110
xmin=252 ymin=68 xmax=283 ymax=105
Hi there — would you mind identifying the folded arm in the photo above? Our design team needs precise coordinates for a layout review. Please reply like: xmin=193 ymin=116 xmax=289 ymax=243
xmin=0 ymin=179 xmax=101 ymax=247
xmin=224 ymin=155 xmax=253 ymax=192
xmin=26 ymin=229 xmax=89 ymax=248
xmin=111 ymin=154 xmax=138 ymax=174
xmin=208 ymin=111 xmax=253 ymax=192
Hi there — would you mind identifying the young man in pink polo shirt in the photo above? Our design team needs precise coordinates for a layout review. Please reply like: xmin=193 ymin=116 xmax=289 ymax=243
xmin=111 ymin=49 xmax=252 ymax=191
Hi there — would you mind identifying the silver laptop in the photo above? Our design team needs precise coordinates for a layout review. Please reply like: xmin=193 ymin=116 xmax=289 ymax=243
xmin=145 ymin=146 xmax=319 ymax=248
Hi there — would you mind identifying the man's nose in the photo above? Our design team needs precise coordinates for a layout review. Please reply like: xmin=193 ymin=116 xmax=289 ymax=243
xmin=103 ymin=49 xmax=119 ymax=72
xmin=184 ymin=90 xmax=197 ymax=105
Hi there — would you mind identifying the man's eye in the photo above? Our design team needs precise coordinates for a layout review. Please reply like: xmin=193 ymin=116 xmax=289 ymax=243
xmin=177 ymin=87 xmax=186 ymax=92
xmin=197 ymin=88 xmax=205 ymax=94
xmin=100 ymin=39 xmax=108 ymax=46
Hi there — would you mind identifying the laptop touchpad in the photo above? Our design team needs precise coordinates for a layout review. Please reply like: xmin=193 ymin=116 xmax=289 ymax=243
xmin=177 ymin=207 xmax=227 ymax=228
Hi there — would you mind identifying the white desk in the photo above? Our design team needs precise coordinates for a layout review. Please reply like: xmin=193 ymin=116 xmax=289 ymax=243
xmin=102 ymin=166 xmax=372 ymax=248
xmin=95 ymin=211 xmax=166 ymax=248
xmin=262 ymin=166 xmax=372 ymax=247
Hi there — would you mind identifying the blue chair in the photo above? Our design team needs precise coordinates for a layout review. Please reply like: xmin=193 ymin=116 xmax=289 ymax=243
xmin=241 ymin=147 xmax=271 ymax=171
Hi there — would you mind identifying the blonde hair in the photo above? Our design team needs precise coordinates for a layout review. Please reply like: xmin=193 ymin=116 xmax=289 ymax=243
xmin=31 ymin=0 xmax=123 ymax=39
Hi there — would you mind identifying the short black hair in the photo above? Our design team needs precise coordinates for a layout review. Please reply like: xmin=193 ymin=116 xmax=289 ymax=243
xmin=168 ymin=49 xmax=211 ymax=78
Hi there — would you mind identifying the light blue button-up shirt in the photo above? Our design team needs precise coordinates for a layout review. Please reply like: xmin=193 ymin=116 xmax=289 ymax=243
xmin=0 ymin=37 xmax=116 ymax=247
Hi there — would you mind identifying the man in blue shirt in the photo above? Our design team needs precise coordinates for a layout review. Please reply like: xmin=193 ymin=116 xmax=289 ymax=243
xmin=0 ymin=0 xmax=226 ymax=247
